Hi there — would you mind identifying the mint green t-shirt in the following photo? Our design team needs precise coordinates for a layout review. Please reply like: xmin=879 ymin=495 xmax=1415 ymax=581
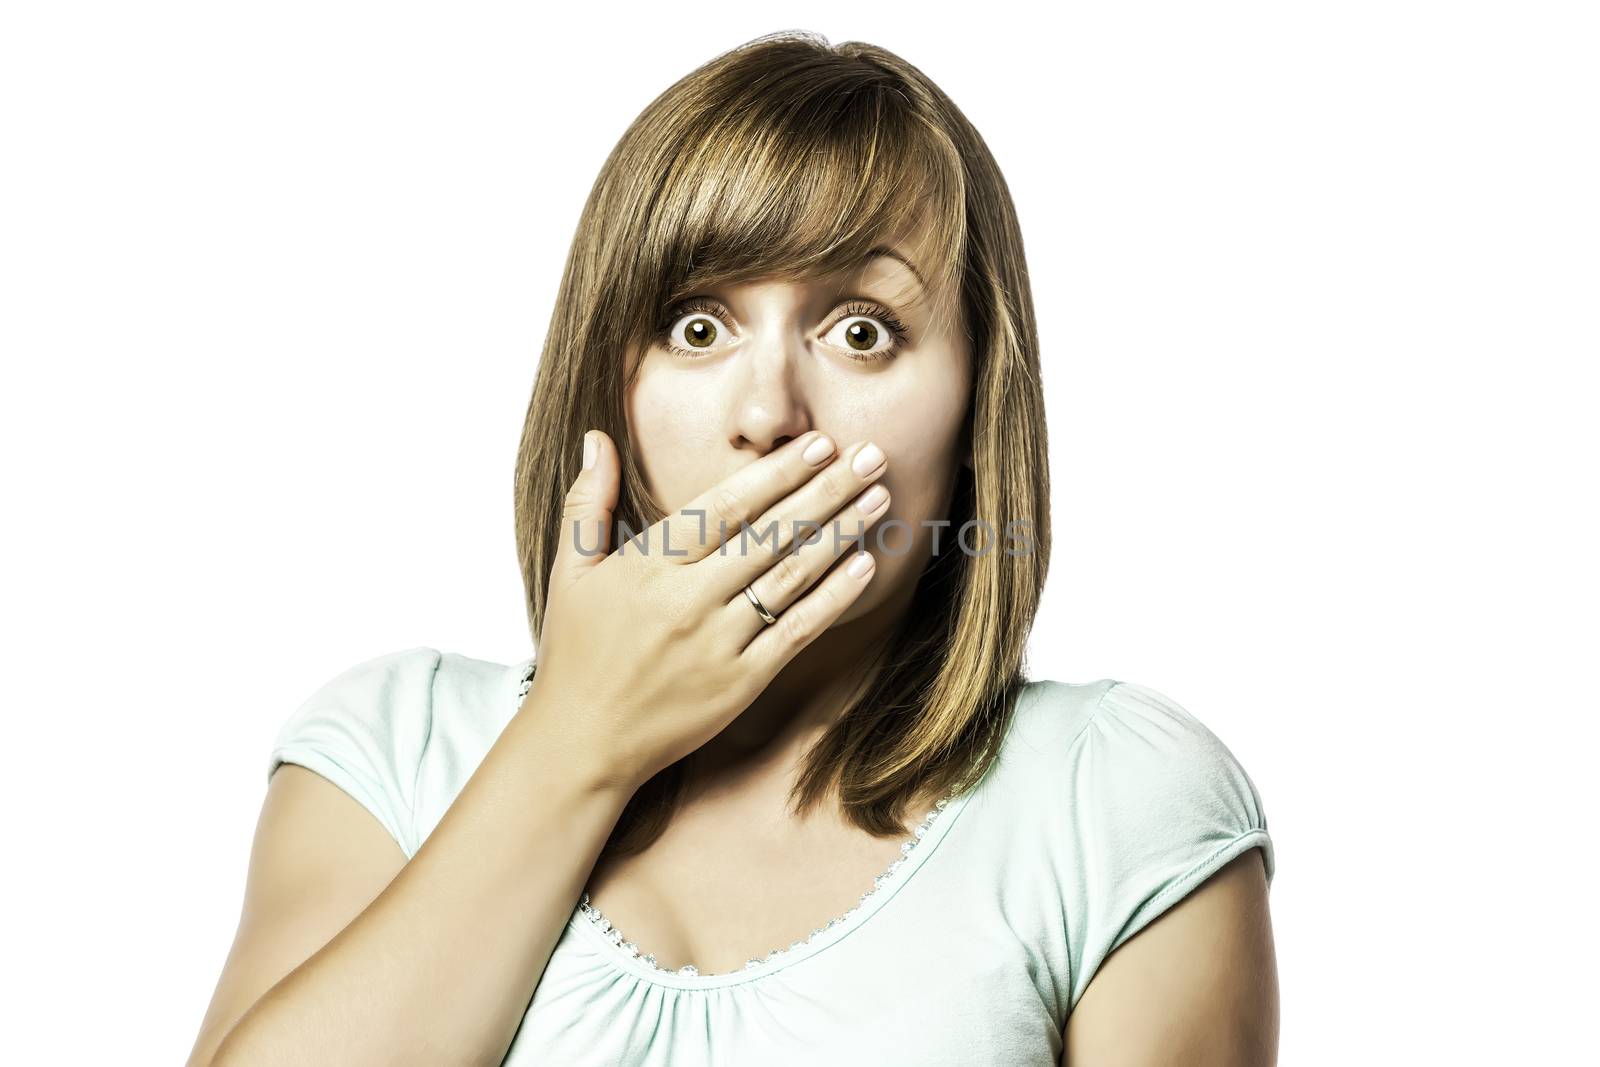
xmin=267 ymin=648 xmax=1275 ymax=1066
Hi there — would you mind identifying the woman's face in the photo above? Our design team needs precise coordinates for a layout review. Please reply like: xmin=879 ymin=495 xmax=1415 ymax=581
xmin=625 ymin=226 xmax=973 ymax=624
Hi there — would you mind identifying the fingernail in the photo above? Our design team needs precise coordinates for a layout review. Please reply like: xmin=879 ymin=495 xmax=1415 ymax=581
xmin=847 ymin=552 xmax=875 ymax=578
xmin=802 ymin=433 xmax=835 ymax=466
xmin=855 ymin=484 xmax=889 ymax=513
xmin=852 ymin=442 xmax=885 ymax=477
xmin=582 ymin=431 xmax=597 ymax=470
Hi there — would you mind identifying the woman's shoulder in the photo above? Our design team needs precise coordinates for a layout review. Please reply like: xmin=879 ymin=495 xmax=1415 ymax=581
xmin=1004 ymin=676 xmax=1271 ymax=846
xmin=266 ymin=645 xmax=532 ymax=856
xmin=267 ymin=646 xmax=525 ymax=756
xmin=989 ymin=675 xmax=1275 ymax=1013
xmin=279 ymin=645 xmax=443 ymax=711
xmin=278 ymin=643 xmax=530 ymax=719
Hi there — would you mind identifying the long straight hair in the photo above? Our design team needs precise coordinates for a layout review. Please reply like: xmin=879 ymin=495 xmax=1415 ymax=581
xmin=513 ymin=30 xmax=1051 ymax=853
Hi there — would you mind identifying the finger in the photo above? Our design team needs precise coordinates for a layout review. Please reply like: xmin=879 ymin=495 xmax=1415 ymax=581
xmin=701 ymin=439 xmax=887 ymax=594
xmin=739 ymin=546 xmax=877 ymax=665
xmin=723 ymin=480 xmax=891 ymax=646
xmin=551 ymin=429 xmax=620 ymax=589
xmin=646 ymin=430 xmax=840 ymax=562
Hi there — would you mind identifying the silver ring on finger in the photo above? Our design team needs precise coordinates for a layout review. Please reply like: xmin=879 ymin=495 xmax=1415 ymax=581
xmin=743 ymin=584 xmax=779 ymax=625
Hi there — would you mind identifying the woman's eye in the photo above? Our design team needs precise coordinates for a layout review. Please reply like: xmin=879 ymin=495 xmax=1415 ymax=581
xmin=659 ymin=301 xmax=733 ymax=356
xmin=667 ymin=312 xmax=722 ymax=351
xmin=823 ymin=314 xmax=894 ymax=359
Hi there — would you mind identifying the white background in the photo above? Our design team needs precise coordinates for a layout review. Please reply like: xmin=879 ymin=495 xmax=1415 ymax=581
xmin=3 ymin=3 xmax=1595 ymax=1063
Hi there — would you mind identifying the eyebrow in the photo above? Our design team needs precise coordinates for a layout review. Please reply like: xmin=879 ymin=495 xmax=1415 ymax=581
xmin=663 ymin=246 xmax=928 ymax=309
xmin=866 ymin=246 xmax=928 ymax=296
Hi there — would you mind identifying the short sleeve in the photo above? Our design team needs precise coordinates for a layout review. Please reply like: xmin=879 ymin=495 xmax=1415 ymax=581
xmin=266 ymin=646 xmax=443 ymax=858
xmin=1061 ymin=679 xmax=1274 ymax=1013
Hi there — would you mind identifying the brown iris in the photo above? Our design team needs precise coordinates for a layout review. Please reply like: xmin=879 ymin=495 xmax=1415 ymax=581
xmin=685 ymin=317 xmax=717 ymax=348
xmin=845 ymin=320 xmax=878 ymax=351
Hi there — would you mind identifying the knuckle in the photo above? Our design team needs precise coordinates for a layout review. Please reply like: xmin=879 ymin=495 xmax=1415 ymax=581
xmin=777 ymin=601 xmax=811 ymax=647
xmin=658 ymin=589 xmax=696 ymax=638
xmin=814 ymin=463 xmax=845 ymax=501
xmin=562 ymin=483 xmax=593 ymax=515
xmin=711 ymin=485 xmax=745 ymax=531
xmin=771 ymin=549 xmax=807 ymax=598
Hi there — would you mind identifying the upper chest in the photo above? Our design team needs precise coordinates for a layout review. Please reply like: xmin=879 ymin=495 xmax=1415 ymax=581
xmin=578 ymin=787 xmax=946 ymax=977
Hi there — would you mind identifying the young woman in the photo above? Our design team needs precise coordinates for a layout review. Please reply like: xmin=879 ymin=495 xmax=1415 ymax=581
xmin=188 ymin=31 xmax=1278 ymax=1067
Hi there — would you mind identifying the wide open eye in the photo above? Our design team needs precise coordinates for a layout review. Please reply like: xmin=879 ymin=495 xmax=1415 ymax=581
xmin=822 ymin=300 xmax=911 ymax=363
xmin=825 ymin=315 xmax=891 ymax=359
xmin=658 ymin=298 xmax=734 ymax=357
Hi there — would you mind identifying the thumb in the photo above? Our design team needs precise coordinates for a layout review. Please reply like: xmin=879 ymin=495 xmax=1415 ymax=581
xmin=553 ymin=429 xmax=620 ymax=586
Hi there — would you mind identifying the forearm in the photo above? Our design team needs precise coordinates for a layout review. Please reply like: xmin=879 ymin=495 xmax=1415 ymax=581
xmin=211 ymin=694 xmax=636 ymax=1067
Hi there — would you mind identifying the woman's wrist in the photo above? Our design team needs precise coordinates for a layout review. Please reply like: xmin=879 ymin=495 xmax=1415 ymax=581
xmin=510 ymin=682 xmax=647 ymax=801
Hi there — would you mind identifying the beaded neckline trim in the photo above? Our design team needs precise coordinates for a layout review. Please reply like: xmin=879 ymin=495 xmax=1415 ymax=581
xmin=515 ymin=656 xmax=959 ymax=979
xmin=516 ymin=659 xmax=534 ymax=705
xmin=575 ymin=793 xmax=953 ymax=977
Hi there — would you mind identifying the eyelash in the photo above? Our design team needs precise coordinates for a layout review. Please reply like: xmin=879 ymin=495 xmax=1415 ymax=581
xmin=654 ymin=297 xmax=911 ymax=363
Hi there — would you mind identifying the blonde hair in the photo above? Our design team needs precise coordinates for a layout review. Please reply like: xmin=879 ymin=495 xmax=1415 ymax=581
xmin=513 ymin=30 xmax=1050 ymax=852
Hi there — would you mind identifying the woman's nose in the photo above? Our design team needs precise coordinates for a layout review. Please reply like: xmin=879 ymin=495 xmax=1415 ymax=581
xmin=726 ymin=327 xmax=813 ymax=453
